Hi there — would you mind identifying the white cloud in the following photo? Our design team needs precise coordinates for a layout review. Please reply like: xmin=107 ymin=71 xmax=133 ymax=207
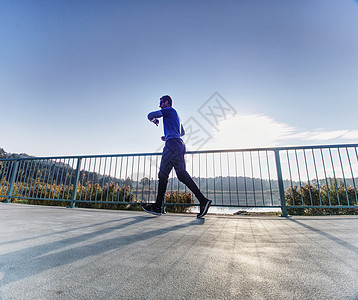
xmin=203 ymin=114 xmax=358 ymax=150
xmin=341 ymin=130 xmax=358 ymax=140
xmin=290 ymin=130 xmax=349 ymax=141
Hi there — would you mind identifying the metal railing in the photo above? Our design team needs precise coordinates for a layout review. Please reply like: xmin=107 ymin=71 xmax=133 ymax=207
xmin=1 ymin=144 xmax=358 ymax=216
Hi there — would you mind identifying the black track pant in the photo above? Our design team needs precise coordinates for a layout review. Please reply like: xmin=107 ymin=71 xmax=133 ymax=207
xmin=155 ymin=138 xmax=206 ymax=208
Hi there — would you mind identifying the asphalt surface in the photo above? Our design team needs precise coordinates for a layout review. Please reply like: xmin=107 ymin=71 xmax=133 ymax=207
xmin=1 ymin=203 xmax=358 ymax=300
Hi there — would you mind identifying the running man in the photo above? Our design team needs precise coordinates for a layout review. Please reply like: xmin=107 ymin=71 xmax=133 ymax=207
xmin=142 ymin=95 xmax=212 ymax=218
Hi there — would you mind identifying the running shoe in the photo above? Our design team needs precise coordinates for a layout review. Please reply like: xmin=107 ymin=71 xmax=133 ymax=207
xmin=142 ymin=203 xmax=162 ymax=216
xmin=197 ymin=199 xmax=212 ymax=218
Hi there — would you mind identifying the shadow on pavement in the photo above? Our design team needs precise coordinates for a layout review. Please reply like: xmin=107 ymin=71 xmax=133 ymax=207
xmin=0 ymin=214 xmax=205 ymax=286
xmin=288 ymin=218 xmax=358 ymax=255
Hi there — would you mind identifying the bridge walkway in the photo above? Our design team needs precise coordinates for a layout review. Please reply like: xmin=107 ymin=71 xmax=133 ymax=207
xmin=1 ymin=203 xmax=358 ymax=299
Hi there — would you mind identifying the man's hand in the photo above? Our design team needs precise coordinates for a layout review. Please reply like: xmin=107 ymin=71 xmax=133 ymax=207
xmin=151 ymin=118 xmax=159 ymax=126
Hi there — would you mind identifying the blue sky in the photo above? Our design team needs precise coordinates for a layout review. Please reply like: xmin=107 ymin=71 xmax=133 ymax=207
xmin=1 ymin=0 xmax=358 ymax=157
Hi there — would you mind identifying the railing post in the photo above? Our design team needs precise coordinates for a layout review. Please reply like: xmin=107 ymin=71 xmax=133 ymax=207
xmin=70 ymin=158 xmax=82 ymax=208
xmin=274 ymin=149 xmax=288 ymax=217
xmin=6 ymin=160 xmax=19 ymax=203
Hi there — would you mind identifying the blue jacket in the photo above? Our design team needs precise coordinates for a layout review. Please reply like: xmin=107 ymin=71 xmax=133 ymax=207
xmin=148 ymin=107 xmax=185 ymax=141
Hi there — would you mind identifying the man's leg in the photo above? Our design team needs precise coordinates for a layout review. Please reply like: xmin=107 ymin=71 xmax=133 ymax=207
xmin=143 ymin=145 xmax=173 ymax=215
xmin=171 ymin=140 xmax=206 ymax=204
xmin=172 ymin=139 xmax=211 ymax=217
xmin=175 ymin=170 xmax=206 ymax=204
xmin=155 ymin=175 xmax=169 ymax=208
xmin=154 ymin=144 xmax=174 ymax=209
xmin=176 ymin=167 xmax=212 ymax=218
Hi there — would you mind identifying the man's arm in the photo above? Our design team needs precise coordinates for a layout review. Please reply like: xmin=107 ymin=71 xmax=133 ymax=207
xmin=147 ymin=110 xmax=163 ymax=126
xmin=147 ymin=110 xmax=163 ymax=120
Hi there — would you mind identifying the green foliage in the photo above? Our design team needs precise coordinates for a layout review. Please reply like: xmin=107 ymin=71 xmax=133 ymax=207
xmin=285 ymin=180 xmax=358 ymax=215
xmin=164 ymin=191 xmax=194 ymax=213
xmin=0 ymin=176 xmax=8 ymax=202
xmin=75 ymin=184 xmax=137 ymax=210
xmin=0 ymin=148 xmax=6 ymax=158
xmin=8 ymin=180 xmax=138 ymax=209
xmin=3 ymin=176 xmax=194 ymax=213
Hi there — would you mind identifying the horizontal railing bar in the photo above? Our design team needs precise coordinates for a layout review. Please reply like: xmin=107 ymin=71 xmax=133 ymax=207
xmin=189 ymin=143 xmax=358 ymax=154
xmin=7 ymin=196 xmax=71 ymax=202
xmin=2 ymin=196 xmax=281 ymax=208
xmin=164 ymin=203 xmax=281 ymax=208
xmin=1 ymin=143 xmax=358 ymax=162
xmin=0 ymin=152 xmax=163 ymax=161
xmin=6 ymin=196 xmax=356 ymax=209
xmin=288 ymin=205 xmax=358 ymax=209
xmin=74 ymin=200 xmax=146 ymax=205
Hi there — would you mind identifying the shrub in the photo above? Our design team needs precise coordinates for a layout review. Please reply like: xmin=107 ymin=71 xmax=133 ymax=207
xmin=164 ymin=191 xmax=194 ymax=213
xmin=285 ymin=182 xmax=358 ymax=215
xmin=75 ymin=184 xmax=136 ymax=210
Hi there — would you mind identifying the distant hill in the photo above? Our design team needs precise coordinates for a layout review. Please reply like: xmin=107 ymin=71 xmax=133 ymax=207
xmin=0 ymin=147 xmax=33 ymax=159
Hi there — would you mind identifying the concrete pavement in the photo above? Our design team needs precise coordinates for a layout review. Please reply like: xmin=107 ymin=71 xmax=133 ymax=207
xmin=1 ymin=203 xmax=358 ymax=299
